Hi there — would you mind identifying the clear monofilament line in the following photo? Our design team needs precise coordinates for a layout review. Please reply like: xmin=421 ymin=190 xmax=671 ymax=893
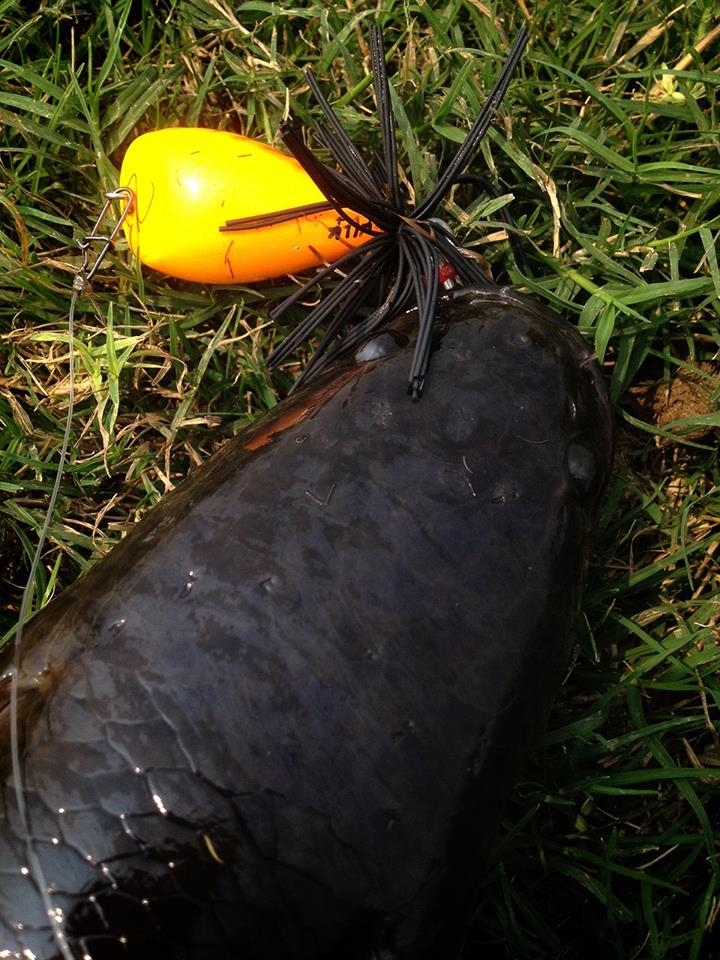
xmin=9 ymin=188 xmax=132 ymax=960
xmin=9 ymin=283 xmax=80 ymax=960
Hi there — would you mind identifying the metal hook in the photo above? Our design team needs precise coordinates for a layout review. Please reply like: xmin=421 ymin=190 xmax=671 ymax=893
xmin=74 ymin=187 xmax=134 ymax=289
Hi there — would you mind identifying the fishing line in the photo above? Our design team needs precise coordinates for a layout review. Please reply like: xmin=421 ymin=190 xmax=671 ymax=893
xmin=9 ymin=286 xmax=78 ymax=960
xmin=9 ymin=187 xmax=132 ymax=960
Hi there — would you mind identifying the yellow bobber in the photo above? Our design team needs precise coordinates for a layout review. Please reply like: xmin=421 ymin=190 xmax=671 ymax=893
xmin=119 ymin=127 xmax=376 ymax=284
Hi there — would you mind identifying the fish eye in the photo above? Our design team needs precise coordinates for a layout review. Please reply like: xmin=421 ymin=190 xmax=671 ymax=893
xmin=355 ymin=331 xmax=408 ymax=363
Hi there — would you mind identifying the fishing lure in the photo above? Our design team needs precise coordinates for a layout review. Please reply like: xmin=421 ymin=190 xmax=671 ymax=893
xmin=119 ymin=127 xmax=374 ymax=284
xmin=119 ymin=25 xmax=529 ymax=398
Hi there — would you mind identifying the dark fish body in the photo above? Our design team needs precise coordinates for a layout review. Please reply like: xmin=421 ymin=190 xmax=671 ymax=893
xmin=0 ymin=288 xmax=612 ymax=959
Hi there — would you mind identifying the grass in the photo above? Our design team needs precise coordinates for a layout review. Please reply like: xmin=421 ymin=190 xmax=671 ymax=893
xmin=1 ymin=0 xmax=719 ymax=957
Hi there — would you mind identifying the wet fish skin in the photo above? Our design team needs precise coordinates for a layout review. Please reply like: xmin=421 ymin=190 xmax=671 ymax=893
xmin=0 ymin=287 xmax=613 ymax=959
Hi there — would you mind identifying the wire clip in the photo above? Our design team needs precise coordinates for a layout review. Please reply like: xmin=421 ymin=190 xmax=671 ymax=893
xmin=74 ymin=187 xmax=134 ymax=290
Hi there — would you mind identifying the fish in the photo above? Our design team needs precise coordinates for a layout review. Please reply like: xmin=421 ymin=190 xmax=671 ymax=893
xmin=0 ymin=286 xmax=612 ymax=959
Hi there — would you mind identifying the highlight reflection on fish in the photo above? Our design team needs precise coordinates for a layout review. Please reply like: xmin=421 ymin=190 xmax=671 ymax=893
xmin=0 ymin=288 xmax=612 ymax=959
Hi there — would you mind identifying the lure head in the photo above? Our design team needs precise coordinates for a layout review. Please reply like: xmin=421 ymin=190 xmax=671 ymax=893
xmin=119 ymin=128 xmax=374 ymax=284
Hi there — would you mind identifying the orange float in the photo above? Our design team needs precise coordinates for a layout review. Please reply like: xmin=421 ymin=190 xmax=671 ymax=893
xmin=119 ymin=127 xmax=376 ymax=284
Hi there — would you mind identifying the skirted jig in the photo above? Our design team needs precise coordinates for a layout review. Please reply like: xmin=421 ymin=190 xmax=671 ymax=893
xmin=226 ymin=25 xmax=529 ymax=398
xmin=261 ymin=25 xmax=529 ymax=398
